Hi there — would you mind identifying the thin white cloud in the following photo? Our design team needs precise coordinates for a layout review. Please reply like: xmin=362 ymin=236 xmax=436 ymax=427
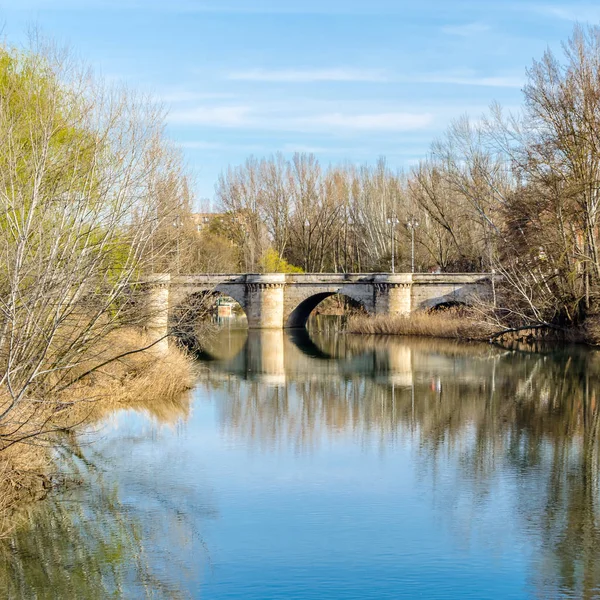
xmin=228 ymin=68 xmax=390 ymax=83
xmin=279 ymin=143 xmax=432 ymax=157
xmin=226 ymin=66 xmax=523 ymax=88
xmin=281 ymin=143 xmax=356 ymax=154
xmin=159 ymin=90 xmax=236 ymax=103
xmin=441 ymin=22 xmax=491 ymax=37
xmin=179 ymin=140 xmax=267 ymax=152
xmin=281 ymin=144 xmax=336 ymax=153
xmin=181 ymin=140 xmax=361 ymax=155
xmin=169 ymin=106 xmax=252 ymax=127
xmin=416 ymin=73 xmax=524 ymax=88
xmin=168 ymin=104 xmax=434 ymax=132
xmin=178 ymin=141 xmax=231 ymax=150
xmin=304 ymin=112 xmax=433 ymax=131
xmin=7 ymin=0 xmax=420 ymax=14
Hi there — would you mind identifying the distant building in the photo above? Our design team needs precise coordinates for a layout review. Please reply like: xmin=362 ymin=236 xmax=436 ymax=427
xmin=190 ymin=212 xmax=224 ymax=232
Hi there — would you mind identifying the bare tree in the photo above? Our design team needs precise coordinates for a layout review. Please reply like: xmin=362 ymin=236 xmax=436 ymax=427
xmin=216 ymin=157 xmax=270 ymax=272
xmin=0 ymin=39 xmax=186 ymax=449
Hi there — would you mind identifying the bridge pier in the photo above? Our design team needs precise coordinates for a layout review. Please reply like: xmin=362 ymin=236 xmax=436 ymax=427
xmin=143 ymin=274 xmax=171 ymax=353
xmin=246 ymin=330 xmax=286 ymax=385
xmin=374 ymin=276 xmax=412 ymax=316
xmin=245 ymin=274 xmax=286 ymax=328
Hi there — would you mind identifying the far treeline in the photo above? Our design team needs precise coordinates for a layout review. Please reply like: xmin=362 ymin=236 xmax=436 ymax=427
xmin=170 ymin=25 xmax=600 ymax=335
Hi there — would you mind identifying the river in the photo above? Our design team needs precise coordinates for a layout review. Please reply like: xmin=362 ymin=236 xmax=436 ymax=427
xmin=3 ymin=324 xmax=600 ymax=599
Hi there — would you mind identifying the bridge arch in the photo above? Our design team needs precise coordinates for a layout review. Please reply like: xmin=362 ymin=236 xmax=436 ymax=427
xmin=169 ymin=284 xmax=247 ymax=318
xmin=410 ymin=276 xmax=490 ymax=311
xmin=213 ymin=283 xmax=248 ymax=312
xmin=169 ymin=287 xmax=248 ymax=349
xmin=285 ymin=290 xmax=371 ymax=329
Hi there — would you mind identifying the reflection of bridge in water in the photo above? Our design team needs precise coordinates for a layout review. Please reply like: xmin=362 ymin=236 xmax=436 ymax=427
xmin=196 ymin=329 xmax=511 ymax=454
xmin=191 ymin=329 xmax=600 ymax=599
xmin=198 ymin=329 xmax=500 ymax=388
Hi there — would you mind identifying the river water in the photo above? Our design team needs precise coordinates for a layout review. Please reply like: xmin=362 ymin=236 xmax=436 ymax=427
xmin=3 ymin=325 xmax=600 ymax=599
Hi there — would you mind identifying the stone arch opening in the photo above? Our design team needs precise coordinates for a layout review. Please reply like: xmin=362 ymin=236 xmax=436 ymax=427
xmin=285 ymin=292 xmax=368 ymax=329
xmin=171 ymin=289 xmax=247 ymax=352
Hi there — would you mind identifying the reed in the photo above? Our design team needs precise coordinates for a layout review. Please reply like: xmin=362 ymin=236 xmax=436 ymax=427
xmin=346 ymin=309 xmax=495 ymax=340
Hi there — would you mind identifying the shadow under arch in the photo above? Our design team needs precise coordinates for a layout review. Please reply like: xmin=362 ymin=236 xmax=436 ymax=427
xmin=209 ymin=329 xmax=335 ymax=369
xmin=286 ymin=328 xmax=334 ymax=360
xmin=427 ymin=300 xmax=468 ymax=312
xmin=286 ymin=292 xmax=368 ymax=329
xmin=195 ymin=329 xmax=342 ymax=379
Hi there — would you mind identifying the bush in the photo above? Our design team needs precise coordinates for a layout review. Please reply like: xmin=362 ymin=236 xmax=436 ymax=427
xmin=260 ymin=248 xmax=303 ymax=273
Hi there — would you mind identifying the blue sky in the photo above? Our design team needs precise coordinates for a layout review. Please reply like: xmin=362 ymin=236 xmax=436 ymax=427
xmin=0 ymin=0 xmax=596 ymax=206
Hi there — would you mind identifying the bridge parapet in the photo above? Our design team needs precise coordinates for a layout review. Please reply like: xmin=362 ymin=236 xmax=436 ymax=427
xmin=167 ymin=272 xmax=489 ymax=284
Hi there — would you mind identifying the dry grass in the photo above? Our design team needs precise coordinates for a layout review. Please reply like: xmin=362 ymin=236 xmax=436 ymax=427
xmin=0 ymin=445 xmax=50 ymax=538
xmin=582 ymin=315 xmax=600 ymax=345
xmin=346 ymin=309 xmax=497 ymax=340
xmin=63 ymin=328 xmax=196 ymax=424
xmin=0 ymin=328 xmax=196 ymax=535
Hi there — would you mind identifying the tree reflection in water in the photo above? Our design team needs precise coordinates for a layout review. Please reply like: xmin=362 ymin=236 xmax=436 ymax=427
xmin=1 ymin=394 xmax=211 ymax=599
xmin=200 ymin=329 xmax=600 ymax=599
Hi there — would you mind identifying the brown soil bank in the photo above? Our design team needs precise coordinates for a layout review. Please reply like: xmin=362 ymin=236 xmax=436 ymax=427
xmin=0 ymin=329 xmax=196 ymax=536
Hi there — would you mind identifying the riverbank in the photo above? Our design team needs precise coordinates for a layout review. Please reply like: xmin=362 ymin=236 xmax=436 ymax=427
xmin=0 ymin=329 xmax=196 ymax=536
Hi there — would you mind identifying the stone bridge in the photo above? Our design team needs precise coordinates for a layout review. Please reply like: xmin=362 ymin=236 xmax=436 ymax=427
xmin=144 ymin=273 xmax=491 ymax=340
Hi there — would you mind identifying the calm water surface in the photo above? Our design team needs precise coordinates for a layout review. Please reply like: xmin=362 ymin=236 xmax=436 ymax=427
xmin=4 ymin=324 xmax=600 ymax=599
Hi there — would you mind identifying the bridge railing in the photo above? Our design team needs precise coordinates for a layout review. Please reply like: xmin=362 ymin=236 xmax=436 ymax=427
xmin=166 ymin=272 xmax=492 ymax=284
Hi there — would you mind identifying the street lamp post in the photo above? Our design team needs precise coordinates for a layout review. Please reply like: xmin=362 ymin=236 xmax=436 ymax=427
xmin=304 ymin=218 xmax=310 ymax=271
xmin=172 ymin=215 xmax=182 ymax=274
xmin=406 ymin=217 xmax=419 ymax=273
xmin=387 ymin=217 xmax=399 ymax=273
